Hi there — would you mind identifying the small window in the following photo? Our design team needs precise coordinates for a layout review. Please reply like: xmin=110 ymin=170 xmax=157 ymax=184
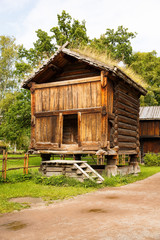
xmin=63 ymin=114 xmax=78 ymax=144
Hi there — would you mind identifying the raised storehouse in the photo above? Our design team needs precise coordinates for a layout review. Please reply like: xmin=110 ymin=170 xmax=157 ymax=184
xmin=22 ymin=47 xmax=147 ymax=176
xmin=139 ymin=106 xmax=160 ymax=157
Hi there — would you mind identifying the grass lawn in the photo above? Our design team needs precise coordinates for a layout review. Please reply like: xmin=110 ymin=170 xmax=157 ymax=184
xmin=0 ymin=154 xmax=160 ymax=214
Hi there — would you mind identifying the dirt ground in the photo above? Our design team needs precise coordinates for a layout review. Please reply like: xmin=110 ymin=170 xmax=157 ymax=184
xmin=1 ymin=173 xmax=160 ymax=240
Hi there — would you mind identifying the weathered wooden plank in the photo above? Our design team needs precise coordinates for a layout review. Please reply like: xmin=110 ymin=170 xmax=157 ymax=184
xmin=118 ymin=115 xmax=137 ymax=126
xmin=54 ymin=72 xmax=100 ymax=82
xmin=78 ymin=112 xmax=81 ymax=146
xmin=35 ymin=117 xmax=41 ymax=142
xmin=30 ymin=82 xmax=36 ymax=148
xmin=35 ymin=89 xmax=42 ymax=112
xmin=118 ymin=122 xmax=137 ymax=131
xmin=118 ymin=82 xmax=140 ymax=99
xmin=34 ymin=76 xmax=101 ymax=89
xmin=72 ymin=84 xmax=78 ymax=109
xmin=96 ymin=81 xmax=101 ymax=107
xmin=118 ymin=142 xmax=137 ymax=149
xmin=118 ymin=135 xmax=136 ymax=142
xmin=77 ymin=84 xmax=83 ymax=109
xmin=118 ymin=128 xmax=137 ymax=137
xmin=35 ymin=107 xmax=102 ymax=117
xmin=107 ymin=78 xmax=114 ymax=114
xmin=91 ymin=81 xmax=97 ymax=107
xmin=51 ymin=116 xmax=59 ymax=143
xmin=117 ymin=89 xmax=139 ymax=106
xmin=59 ymin=113 xmax=63 ymax=147
xmin=36 ymin=142 xmax=59 ymax=148
xmin=117 ymin=108 xmax=137 ymax=120
xmin=101 ymin=71 xmax=108 ymax=148
xmin=117 ymin=102 xmax=138 ymax=115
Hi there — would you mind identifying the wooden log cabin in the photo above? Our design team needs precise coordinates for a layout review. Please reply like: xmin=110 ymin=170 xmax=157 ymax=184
xmin=22 ymin=47 xmax=147 ymax=175
xmin=140 ymin=106 xmax=160 ymax=158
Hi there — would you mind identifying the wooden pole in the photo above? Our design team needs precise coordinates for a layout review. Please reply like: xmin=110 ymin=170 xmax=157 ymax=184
xmin=4 ymin=152 xmax=7 ymax=180
xmin=23 ymin=154 xmax=26 ymax=174
xmin=26 ymin=154 xmax=29 ymax=174
xmin=2 ymin=150 xmax=5 ymax=179
xmin=122 ymin=154 xmax=125 ymax=165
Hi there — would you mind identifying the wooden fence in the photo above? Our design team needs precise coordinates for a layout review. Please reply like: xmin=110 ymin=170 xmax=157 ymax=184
xmin=0 ymin=150 xmax=39 ymax=180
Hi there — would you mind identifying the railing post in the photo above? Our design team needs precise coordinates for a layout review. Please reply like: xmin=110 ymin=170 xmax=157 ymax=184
xmin=4 ymin=152 xmax=7 ymax=180
xmin=24 ymin=154 xmax=26 ymax=174
xmin=26 ymin=154 xmax=29 ymax=174
xmin=2 ymin=150 xmax=5 ymax=179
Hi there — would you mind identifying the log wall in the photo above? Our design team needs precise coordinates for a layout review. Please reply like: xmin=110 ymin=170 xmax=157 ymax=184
xmin=114 ymin=81 xmax=140 ymax=155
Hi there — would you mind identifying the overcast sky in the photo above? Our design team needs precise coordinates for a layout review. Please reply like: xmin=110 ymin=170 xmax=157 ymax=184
xmin=1 ymin=0 xmax=160 ymax=55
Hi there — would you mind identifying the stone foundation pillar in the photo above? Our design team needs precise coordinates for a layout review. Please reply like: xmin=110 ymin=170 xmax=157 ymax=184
xmin=129 ymin=154 xmax=140 ymax=173
xmin=105 ymin=155 xmax=118 ymax=177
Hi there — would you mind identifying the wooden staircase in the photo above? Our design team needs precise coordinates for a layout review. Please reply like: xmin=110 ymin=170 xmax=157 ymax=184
xmin=41 ymin=160 xmax=104 ymax=184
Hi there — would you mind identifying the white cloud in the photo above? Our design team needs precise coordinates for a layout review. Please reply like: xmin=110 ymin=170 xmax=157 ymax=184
xmin=4 ymin=0 xmax=160 ymax=55
xmin=0 ymin=0 xmax=32 ymax=12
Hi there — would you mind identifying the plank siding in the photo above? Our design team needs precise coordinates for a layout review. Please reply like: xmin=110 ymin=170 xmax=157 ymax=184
xmin=140 ymin=120 xmax=160 ymax=136
xmin=35 ymin=81 xmax=101 ymax=112
xmin=35 ymin=116 xmax=59 ymax=144
xmin=81 ymin=113 xmax=101 ymax=143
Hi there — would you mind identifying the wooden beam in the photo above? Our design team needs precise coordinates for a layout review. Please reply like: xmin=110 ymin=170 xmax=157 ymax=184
xmin=34 ymin=76 xmax=101 ymax=89
xmin=34 ymin=107 xmax=102 ymax=117
xmin=59 ymin=113 xmax=63 ymax=147
xmin=78 ymin=112 xmax=81 ymax=147
xmin=30 ymin=82 xmax=36 ymax=148
xmin=101 ymin=71 xmax=108 ymax=148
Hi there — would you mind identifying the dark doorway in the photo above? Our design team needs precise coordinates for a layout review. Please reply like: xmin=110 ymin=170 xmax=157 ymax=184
xmin=63 ymin=114 xmax=78 ymax=144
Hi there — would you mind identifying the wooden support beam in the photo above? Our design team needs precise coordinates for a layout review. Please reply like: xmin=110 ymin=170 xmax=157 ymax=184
xmin=78 ymin=112 xmax=81 ymax=147
xmin=34 ymin=107 xmax=102 ymax=117
xmin=59 ymin=113 xmax=63 ymax=147
xmin=34 ymin=76 xmax=101 ymax=89
xmin=30 ymin=82 xmax=36 ymax=148
xmin=101 ymin=71 xmax=108 ymax=148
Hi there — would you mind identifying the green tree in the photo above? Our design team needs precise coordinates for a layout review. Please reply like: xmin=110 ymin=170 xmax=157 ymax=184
xmin=0 ymin=36 xmax=18 ymax=99
xmin=0 ymin=90 xmax=31 ymax=150
xmin=18 ymin=29 xmax=55 ymax=68
xmin=90 ymin=26 xmax=137 ymax=64
xmin=131 ymin=51 xmax=160 ymax=105
xmin=50 ymin=10 xmax=89 ymax=47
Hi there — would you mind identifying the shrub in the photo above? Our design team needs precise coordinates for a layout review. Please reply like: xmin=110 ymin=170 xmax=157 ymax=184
xmin=144 ymin=153 xmax=160 ymax=166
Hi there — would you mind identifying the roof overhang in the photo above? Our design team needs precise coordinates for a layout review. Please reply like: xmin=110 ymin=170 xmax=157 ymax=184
xmin=22 ymin=47 xmax=147 ymax=96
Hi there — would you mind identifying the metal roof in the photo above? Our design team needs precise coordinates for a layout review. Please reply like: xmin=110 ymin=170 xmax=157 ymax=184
xmin=140 ymin=106 xmax=160 ymax=120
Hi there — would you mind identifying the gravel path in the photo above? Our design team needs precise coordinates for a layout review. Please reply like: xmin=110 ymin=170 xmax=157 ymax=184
xmin=0 ymin=173 xmax=160 ymax=240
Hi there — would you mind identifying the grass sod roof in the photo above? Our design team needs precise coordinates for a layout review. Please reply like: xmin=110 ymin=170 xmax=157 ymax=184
xmin=22 ymin=46 xmax=147 ymax=95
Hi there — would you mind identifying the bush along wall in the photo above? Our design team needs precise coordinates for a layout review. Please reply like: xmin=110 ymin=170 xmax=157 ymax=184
xmin=144 ymin=153 xmax=160 ymax=166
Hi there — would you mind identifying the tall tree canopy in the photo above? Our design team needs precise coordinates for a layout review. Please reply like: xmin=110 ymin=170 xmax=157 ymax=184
xmin=0 ymin=36 xmax=18 ymax=99
xmin=90 ymin=26 xmax=137 ymax=65
xmin=0 ymin=90 xmax=31 ymax=150
xmin=50 ymin=10 xmax=89 ymax=47
xmin=131 ymin=51 xmax=160 ymax=105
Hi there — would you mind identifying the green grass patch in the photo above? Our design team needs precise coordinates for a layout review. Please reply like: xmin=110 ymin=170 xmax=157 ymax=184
xmin=0 ymin=154 xmax=160 ymax=214
xmin=0 ymin=181 xmax=95 ymax=214
xmin=103 ymin=165 xmax=160 ymax=187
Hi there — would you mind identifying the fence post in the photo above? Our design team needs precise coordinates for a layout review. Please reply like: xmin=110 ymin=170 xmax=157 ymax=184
xmin=4 ymin=152 xmax=7 ymax=180
xmin=26 ymin=154 xmax=29 ymax=174
xmin=2 ymin=150 xmax=5 ymax=179
xmin=23 ymin=154 xmax=26 ymax=174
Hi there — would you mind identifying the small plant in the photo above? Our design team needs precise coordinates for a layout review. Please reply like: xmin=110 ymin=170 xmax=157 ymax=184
xmin=144 ymin=153 xmax=160 ymax=166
